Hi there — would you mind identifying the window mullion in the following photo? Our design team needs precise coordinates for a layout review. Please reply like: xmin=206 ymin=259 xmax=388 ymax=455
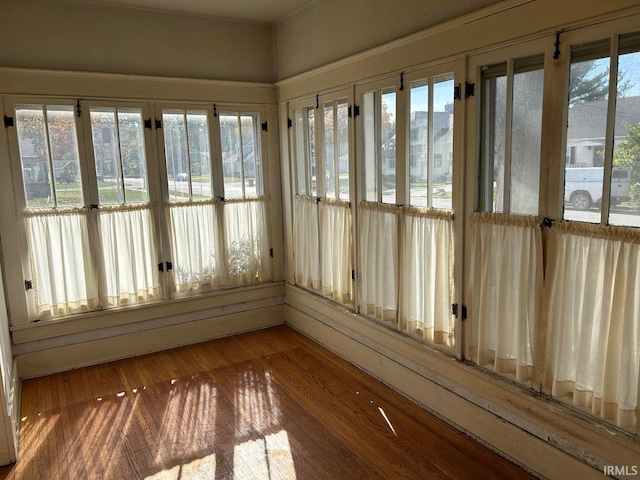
xmin=43 ymin=107 xmax=59 ymax=209
xmin=209 ymin=108 xmax=224 ymax=200
xmin=237 ymin=113 xmax=246 ymax=198
xmin=376 ymin=92 xmax=383 ymax=203
xmin=333 ymin=102 xmax=340 ymax=199
xmin=305 ymin=108 xmax=313 ymax=196
xmin=182 ymin=111 xmax=193 ymax=200
xmin=601 ymin=35 xmax=619 ymax=225
xmin=428 ymin=79 xmax=435 ymax=208
xmin=113 ymin=109 xmax=126 ymax=205
xmin=79 ymin=101 xmax=100 ymax=210
xmin=316 ymin=106 xmax=325 ymax=198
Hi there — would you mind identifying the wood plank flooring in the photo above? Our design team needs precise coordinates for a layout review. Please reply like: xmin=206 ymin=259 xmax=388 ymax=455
xmin=0 ymin=325 xmax=535 ymax=479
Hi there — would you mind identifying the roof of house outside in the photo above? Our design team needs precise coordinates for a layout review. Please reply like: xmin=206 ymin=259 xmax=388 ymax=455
xmin=567 ymin=95 xmax=640 ymax=142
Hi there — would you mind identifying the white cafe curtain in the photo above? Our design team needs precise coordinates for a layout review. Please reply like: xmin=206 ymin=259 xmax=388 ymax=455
xmin=293 ymin=195 xmax=320 ymax=290
xmin=319 ymin=198 xmax=352 ymax=305
xmin=99 ymin=205 xmax=160 ymax=307
xmin=399 ymin=207 xmax=454 ymax=346
xmin=359 ymin=202 xmax=398 ymax=324
xmin=222 ymin=198 xmax=272 ymax=285
xmin=469 ymin=212 xmax=543 ymax=383
xmin=169 ymin=201 xmax=223 ymax=293
xmin=26 ymin=210 xmax=99 ymax=317
xmin=543 ymin=222 xmax=640 ymax=432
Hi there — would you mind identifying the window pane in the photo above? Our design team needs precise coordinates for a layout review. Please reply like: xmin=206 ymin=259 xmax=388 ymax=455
xmin=118 ymin=109 xmax=148 ymax=204
xmin=611 ymin=45 xmax=640 ymax=227
xmin=187 ymin=112 xmax=211 ymax=199
xmin=293 ymin=108 xmax=307 ymax=195
xmin=91 ymin=108 xmax=124 ymax=204
xmin=91 ymin=108 xmax=149 ymax=205
xmin=241 ymin=115 xmax=261 ymax=196
xmin=15 ymin=105 xmax=84 ymax=209
xmin=163 ymin=110 xmax=212 ymax=202
xmin=510 ymin=68 xmax=543 ymax=214
xmin=363 ymin=91 xmax=377 ymax=202
xmin=381 ymin=91 xmax=396 ymax=204
xmin=323 ymin=104 xmax=336 ymax=199
xmin=164 ymin=111 xmax=189 ymax=201
xmin=307 ymin=108 xmax=317 ymax=197
xmin=481 ymin=74 xmax=507 ymax=212
xmin=564 ymin=55 xmax=609 ymax=222
xmin=410 ymin=77 xmax=454 ymax=210
xmin=15 ymin=105 xmax=54 ymax=209
xmin=410 ymin=84 xmax=429 ymax=207
xmin=221 ymin=113 xmax=262 ymax=198
xmin=337 ymin=101 xmax=349 ymax=200
xmin=433 ymin=78 xmax=454 ymax=211
xmin=221 ymin=114 xmax=243 ymax=197
xmin=46 ymin=107 xmax=83 ymax=208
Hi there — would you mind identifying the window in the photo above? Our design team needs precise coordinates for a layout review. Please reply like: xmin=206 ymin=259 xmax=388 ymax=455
xmin=357 ymin=72 xmax=457 ymax=348
xmin=85 ymin=104 xmax=159 ymax=307
xmin=563 ymin=34 xmax=640 ymax=227
xmin=10 ymin=99 xmax=160 ymax=317
xmin=292 ymin=106 xmax=317 ymax=197
xmin=290 ymin=93 xmax=353 ymax=305
xmin=480 ymin=55 xmax=544 ymax=215
xmin=409 ymin=75 xmax=455 ymax=209
xmin=470 ymin=49 xmax=546 ymax=382
xmin=220 ymin=113 xmax=263 ymax=198
xmin=162 ymin=109 xmax=213 ymax=202
xmin=158 ymin=105 xmax=272 ymax=292
xmin=218 ymin=110 xmax=271 ymax=285
xmin=322 ymin=100 xmax=350 ymax=200
xmin=363 ymin=88 xmax=397 ymax=204
xmin=5 ymin=96 xmax=273 ymax=320
xmin=469 ymin=30 xmax=640 ymax=432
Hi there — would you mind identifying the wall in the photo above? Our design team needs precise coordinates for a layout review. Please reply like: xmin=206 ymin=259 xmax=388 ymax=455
xmin=273 ymin=0 xmax=502 ymax=79
xmin=0 ymin=0 xmax=275 ymax=82
xmin=0 ymin=250 xmax=16 ymax=465
xmin=276 ymin=0 xmax=640 ymax=477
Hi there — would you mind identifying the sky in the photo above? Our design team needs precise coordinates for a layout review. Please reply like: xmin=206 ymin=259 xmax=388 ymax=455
xmin=378 ymin=77 xmax=455 ymax=122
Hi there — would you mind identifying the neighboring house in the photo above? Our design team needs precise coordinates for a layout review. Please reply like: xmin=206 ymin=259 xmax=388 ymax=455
xmin=566 ymin=95 xmax=640 ymax=167
xmin=409 ymin=104 xmax=454 ymax=183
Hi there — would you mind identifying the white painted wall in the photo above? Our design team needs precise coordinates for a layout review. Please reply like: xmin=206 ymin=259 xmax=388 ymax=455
xmin=273 ymin=0 xmax=502 ymax=79
xmin=0 ymin=0 xmax=275 ymax=82
xmin=0 ymin=254 xmax=16 ymax=465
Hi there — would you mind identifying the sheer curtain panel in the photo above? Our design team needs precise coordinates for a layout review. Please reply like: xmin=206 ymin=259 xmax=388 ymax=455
xmin=293 ymin=195 xmax=320 ymax=290
xmin=399 ymin=207 xmax=455 ymax=346
xmin=26 ymin=211 xmax=99 ymax=317
xmin=469 ymin=213 xmax=543 ymax=383
xmin=99 ymin=206 xmax=160 ymax=306
xmin=543 ymin=222 xmax=640 ymax=432
xmin=169 ymin=201 xmax=223 ymax=293
xmin=319 ymin=199 xmax=352 ymax=305
xmin=222 ymin=198 xmax=272 ymax=285
xmin=359 ymin=202 xmax=398 ymax=324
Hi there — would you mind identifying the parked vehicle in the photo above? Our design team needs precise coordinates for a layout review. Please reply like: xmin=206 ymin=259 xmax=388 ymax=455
xmin=564 ymin=167 xmax=631 ymax=210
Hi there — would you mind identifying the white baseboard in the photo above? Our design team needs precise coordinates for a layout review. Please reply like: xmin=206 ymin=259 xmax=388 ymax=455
xmin=17 ymin=304 xmax=285 ymax=379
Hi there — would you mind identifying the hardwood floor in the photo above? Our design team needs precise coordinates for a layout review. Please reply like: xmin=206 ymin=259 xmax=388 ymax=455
xmin=0 ymin=326 xmax=534 ymax=479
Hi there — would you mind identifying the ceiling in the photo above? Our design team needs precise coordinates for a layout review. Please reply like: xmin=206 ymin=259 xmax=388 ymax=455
xmin=73 ymin=0 xmax=316 ymax=23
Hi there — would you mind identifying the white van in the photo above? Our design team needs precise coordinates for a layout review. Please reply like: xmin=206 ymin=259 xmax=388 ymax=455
xmin=564 ymin=167 xmax=631 ymax=210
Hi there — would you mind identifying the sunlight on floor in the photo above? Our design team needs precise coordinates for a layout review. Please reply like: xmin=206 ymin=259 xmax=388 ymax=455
xmin=233 ymin=430 xmax=296 ymax=480
xmin=378 ymin=407 xmax=397 ymax=436
xmin=144 ymin=453 xmax=217 ymax=480
xmin=143 ymin=431 xmax=296 ymax=480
